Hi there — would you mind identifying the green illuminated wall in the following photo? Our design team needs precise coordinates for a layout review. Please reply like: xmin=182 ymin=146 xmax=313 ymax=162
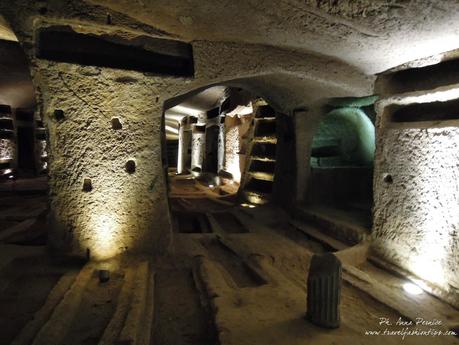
xmin=311 ymin=107 xmax=375 ymax=167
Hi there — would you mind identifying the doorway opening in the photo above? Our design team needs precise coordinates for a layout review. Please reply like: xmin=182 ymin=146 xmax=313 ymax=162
xmin=163 ymin=85 xmax=278 ymax=232
xmin=0 ymin=18 xmax=48 ymax=247
xmin=299 ymin=98 xmax=377 ymax=244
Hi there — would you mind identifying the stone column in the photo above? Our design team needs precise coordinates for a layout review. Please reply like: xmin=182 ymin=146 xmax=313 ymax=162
xmin=177 ymin=119 xmax=191 ymax=174
xmin=217 ymin=115 xmax=226 ymax=173
xmin=191 ymin=123 xmax=206 ymax=175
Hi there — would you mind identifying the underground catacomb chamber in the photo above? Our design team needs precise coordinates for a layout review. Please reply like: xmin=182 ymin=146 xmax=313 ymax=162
xmin=1 ymin=4 xmax=459 ymax=345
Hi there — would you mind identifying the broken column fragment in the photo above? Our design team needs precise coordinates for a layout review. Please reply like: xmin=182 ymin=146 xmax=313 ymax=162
xmin=306 ymin=253 xmax=342 ymax=329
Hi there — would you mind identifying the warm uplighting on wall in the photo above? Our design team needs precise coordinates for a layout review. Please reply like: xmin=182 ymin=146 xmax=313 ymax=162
xmin=410 ymin=242 xmax=447 ymax=287
xmin=165 ymin=125 xmax=179 ymax=134
xmin=387 ymin=86 xmax=459 ymax=106
xmin=399 ymin=163 xmax=454 ymax=289
xmin=403 ymin=282 xmax=423 ymax=296
xmin=224 ymin=126 xmax=241 ymax=182
xmin=396 ymin=33 xmax=459 ymax=70
xmin=0 ymin=15 xmax=18 ymax=42
xmin=91 ymin=213 xmax=120 ymax=260
xmin=378 ymin=86 xmax=459 ymax=291
xmin=226 ymin=104 xmax=253 ymax=117
xmin=404 ymin=128 xmax=457 ymax=289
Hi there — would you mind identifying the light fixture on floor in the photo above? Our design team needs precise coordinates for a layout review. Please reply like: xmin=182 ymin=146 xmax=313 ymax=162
xmin=240 ymin=203 xmax=255 ymax=208
xmin=403 ymin=282 xmax=423 ymax=295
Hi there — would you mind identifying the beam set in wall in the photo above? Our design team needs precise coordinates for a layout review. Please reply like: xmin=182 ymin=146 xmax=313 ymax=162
xmin=372 ymin=51 xmax=459 ymax=308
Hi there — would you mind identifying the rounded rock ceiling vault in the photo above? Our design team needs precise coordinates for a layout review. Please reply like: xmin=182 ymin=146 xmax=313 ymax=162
xmin=86 ymin=0 xmax=459 ymax=74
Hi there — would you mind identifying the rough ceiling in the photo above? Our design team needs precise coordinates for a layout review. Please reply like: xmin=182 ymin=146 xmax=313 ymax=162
xmin=165 ymin=86 xmax=228 ymax=139
xmin=86 ymin=0 xmax=459 ymax=75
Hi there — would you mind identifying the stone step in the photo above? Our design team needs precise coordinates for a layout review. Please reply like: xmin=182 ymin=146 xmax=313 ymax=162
xmin=250 ymin=142 xmax=277 ymax=161
xmin=248 ymin=160 xmax=275 ymax=174
xmin=252 ymin=136 xmax=277 ymax=144
xmin=244 ymin=178 xmax=273 ymax=194
xmin=293 ymin=204 xmax=370 ymax=245
xmin=240 ymin=190 xmax=271 ymax=205
xmin=247 ymin=171 xmax=274 ymax=181
xmin=254 ymin=119 xmax=276 ymax=137
xmin=250 ymin=155 xmax=276 ymax=162
xmin=254 ymin=116 xmax=276 ymax=121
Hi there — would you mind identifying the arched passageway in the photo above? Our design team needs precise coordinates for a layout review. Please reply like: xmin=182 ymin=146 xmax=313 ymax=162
xmin=0 ymin=19 xmax=47 ymax=180
xmin=0 ymin=2 xmax=458 ymax=345
xmin=162 ymin=84 xmax=284 ymax=234
xmin=296 ymin=97 xmax=377 ymax=245
xmin=0 ymin=17 xmax=48 ymax=241
xmin=0 ymin=16 xmax=54 ymax=345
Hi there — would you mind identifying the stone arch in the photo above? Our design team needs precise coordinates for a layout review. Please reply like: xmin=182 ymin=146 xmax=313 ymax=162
xmin=0 ymin=1 xmax=371 ymax=260
xmin=301 ymin=97 xmax=377 ymax=237
xmin=0 ymin=15 xmax=47 ymax=177
xmin=310 ymin=107 xmax=375 ymax=168
xmin=161 ymin=76 xmax=301 ymax=215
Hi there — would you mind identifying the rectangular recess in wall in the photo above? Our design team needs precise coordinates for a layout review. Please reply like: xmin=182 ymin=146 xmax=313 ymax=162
xmin=0 ymin=105 xmax=12 ymax=117
xmin=0 ymin=119 xmax=14 ymax=130
xmin=245 ymin=178 xmax=273 ymax=193
xmin=251 ymin=142 xmax=277 ymax=159
xmin=15 ymin=109 xmax=34 ymax=122
xmin=193 ymin=124 xmax=206 ymax=133
xmin=254 ymin=120 xmax=276 ymax=137
xmin=0 ymin=162 xmax=11 ymax=170
xmin=207 ymin=107 xmax=220 ymax=119
xmin=249 ymin=160 xmax=275 ymax=173
xmin=0 ymin=130 xmax=14 ymax=139
xmin=36 ymin=130 xmax=47 ymax=140
xmin=36 ymin=26 xmax=194 ymax=77
xmin=381 ymin=57 xmax=459 ymax=94
xmin=389 ymin=98 xmax=459 ymax=124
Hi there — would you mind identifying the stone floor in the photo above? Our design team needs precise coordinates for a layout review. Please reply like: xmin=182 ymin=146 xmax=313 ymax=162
xmin=0 ymin=177 xmax=457 ymax=345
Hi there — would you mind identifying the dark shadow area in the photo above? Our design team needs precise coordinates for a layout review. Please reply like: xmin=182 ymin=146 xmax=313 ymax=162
xmin=390 ymin=98 xmax=459 ymax=123
xmin=37 ymin=26 xmax=194 ymax=77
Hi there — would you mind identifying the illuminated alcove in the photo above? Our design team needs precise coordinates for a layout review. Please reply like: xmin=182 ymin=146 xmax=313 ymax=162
xmin=161 ymin=82 xmax=283 ymax=232
xmin=305 ymin=99 xmax=377 ymax=230
xmin=0 ymin=17 xmax=47 ymax=180
xmin=0 ymin=17 xmax=48 ymax=246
